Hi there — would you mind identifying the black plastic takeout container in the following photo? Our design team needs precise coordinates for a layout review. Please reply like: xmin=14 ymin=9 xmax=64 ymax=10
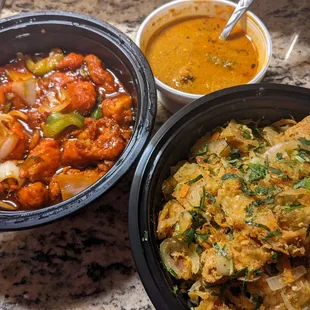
xmin=129 ymin=84 xmax=310 ymax=310
xmin=0 ymin=11 xmax=157 ymax=231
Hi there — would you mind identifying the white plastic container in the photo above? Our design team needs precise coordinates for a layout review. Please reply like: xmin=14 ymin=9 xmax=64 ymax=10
xmin=136 ymin=0 xmax=272 ymax=113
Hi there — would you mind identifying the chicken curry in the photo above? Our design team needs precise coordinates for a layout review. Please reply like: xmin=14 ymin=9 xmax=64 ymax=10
xmin=158 ymin=116 xmax=310 ymax=309
xmin=145 ymin=16 xmax=258 ymax=95
xmin=0 ymin=49 xmax=133 ymax=210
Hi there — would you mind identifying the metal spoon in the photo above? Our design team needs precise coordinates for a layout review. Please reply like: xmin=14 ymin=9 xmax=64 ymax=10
xmin=219 ymin=0 xmax=254 ymax=40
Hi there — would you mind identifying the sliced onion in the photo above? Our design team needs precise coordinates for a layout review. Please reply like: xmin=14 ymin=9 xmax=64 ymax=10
xmin=56 ymin=174 xmax=99 ymax=200
xmin=0 ymin=113 xmax=14 ymax=122
xmin=208 ymin=139 xmax=228 ymax=156
xmin=160 ymin=238 xmax=200 ymax=279
xmin=272 ymin=119 xmax=297 ymax=127
xmin=264 ymin=140 xmax=299 ymax=160
xmin=8 ymin=110 xmax=28 ymax=121
xmin=0 ymin=161 xmax=24 ymax=187
xmin=45 ymin=90 xmax=70 ymax=112
xmin=266 ymin=265 xmax=307 ymax=291
xmin=281 ymin=291 xmax=295 ymax=310
xmin=0 ymin=135 xmax=19 ymax=160
xmin=12 ymin=79 xmax=36 ymax=106
xmin=29 ymin=129 xmax=40 ymax=150
xmin=6 ymin=69 xmax=33 ymax=81
xmin=263 ymin=126 xmax=279 ymax=145
xmin=0 ymin=200 xmax=16 ymax=211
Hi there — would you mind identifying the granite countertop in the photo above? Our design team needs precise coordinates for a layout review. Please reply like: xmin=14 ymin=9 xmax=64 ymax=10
xmin=0 ymin=0 xmax=309 ymax=309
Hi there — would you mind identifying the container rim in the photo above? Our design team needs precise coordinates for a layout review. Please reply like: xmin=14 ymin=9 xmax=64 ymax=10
xmin=136 ymin=0 xmax=272 ymax=100
xmin=0 ymin=11 xmax=157 ymax=231
xmin=129 ymin=83 xmax=310 ymax=310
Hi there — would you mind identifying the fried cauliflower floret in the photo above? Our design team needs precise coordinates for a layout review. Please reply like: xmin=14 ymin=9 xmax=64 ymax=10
xmin=17 ymin=182 xmax=48 ymax=209
xmin=20 ymin=139 xmax=61 ymax=182
xmin=84 ymin=54 xmax=117 ymax=92
xmin=62 ymin=117 xmax=126 ymax=167
xmin=67 ymin=81 xmax=96 ymax=115
xmin=6 ymin=120 xmax=29 ymax=160
xmin=56 ymin=53 xmax=84 ymax=70
xmin=101 ymin=94 xmax=133 ymax=124
xmin=48 ymin=72 xmax=77 ymax=88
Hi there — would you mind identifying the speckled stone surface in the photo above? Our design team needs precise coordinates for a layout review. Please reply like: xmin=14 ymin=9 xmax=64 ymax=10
xmin=0 ymin=0 xmax=309 ymax=309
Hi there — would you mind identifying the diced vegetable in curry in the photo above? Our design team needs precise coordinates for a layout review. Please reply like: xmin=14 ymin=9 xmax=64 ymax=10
xmin=145 ymin=16 xmax=258 ymax=95
xmin=157 ymin=116 xmax=310 ymax=309
xmin=0 ymin=49 xmax=134 ymax=210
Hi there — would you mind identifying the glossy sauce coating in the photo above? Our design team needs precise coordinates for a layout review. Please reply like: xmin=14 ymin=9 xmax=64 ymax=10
xmin=0 ymin=50 xmax=134 ymax=210
xmin=145 ymin=16 xmax=258 ymax=95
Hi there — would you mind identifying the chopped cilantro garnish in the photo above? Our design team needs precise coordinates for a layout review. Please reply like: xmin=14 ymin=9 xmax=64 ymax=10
xmin=193 ymin=143 xmax=208 ymax=156
xmin=253 ymin=295 xmax=264 ymax=310
xmin=250 ymin=197 xmax=274 ymax=208
xmin=200 ymin=187 xmax=206 ymax=209
xmin=196 ymin=244 xmax=204 ymax=255
xmin=245 ymin=204 xmax=254 ymax=217
xmin=252 ymin=185 xmax=274 ymax=196
xmin=222 ymin=173 xmax=251 ymax=196
xmin=253 ymin=269 xmax=263 ymax=277
xmin=284 ymin=204 xmax=303 ymax=212
xmin=173 ymin=285 xmax=179 ymax=295
xmin=232 ymin=267 xmax=249 ymax=279
xmin=276 ymin=152 xmax=283 ymax=160
xmin=263 ymin=229 xmax=281 ymax=240
xmin=189 ymin=211 xmax=207 ymax=229
xmin=176 ymin=228 xmax=195 ymax=247
xmin=213 ymin=242 xmax=228 ymax=257
xmin=186 ymin=174 xmax=203 ymax=185
xmin=166 ymin=266 xmax=178 ymax=278
xmin=195 ymin=232 xmax=211 ymax=242
xmin=298 ymin=137 xmax=310 ymax=145
xmin=244 ymin=219 xmax=271 ymax=232
xmin=142 ymin=231 xmax=148 ymax=242
xmin=293 ymin=177 xmax=310 ymax=190
xmin=247 ymin=163 xmax=267 ymax=182
xmin=229 ymin=148 xmax=241 ymax=160
xmin=269 ymin=166 xmax=287 ymax=179
xmin=270 ymin=252 xmax=278 ymax=260
xmin=206 ymin=192 xmax=216 ymax=204
xmin=240 ymin=125 xmax=254 ymax=139
xmin=222 ymin=173 xmax=239 ymax=181
xmin=227 ymin=230 xmax=234 ymax=240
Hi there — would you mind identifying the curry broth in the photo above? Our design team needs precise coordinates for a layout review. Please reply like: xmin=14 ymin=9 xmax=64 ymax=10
xmin=145 ymin=16 xmax=258 ymax=95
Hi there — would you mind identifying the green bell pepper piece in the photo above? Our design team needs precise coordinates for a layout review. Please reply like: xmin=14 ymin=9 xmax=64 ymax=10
xmin=26 ymin=52 xmax=64 ymax=76
xmin=43 ymin=112 xmax=84 ymax=138
xmin=91 ymin=106 xmax=103 ymax=120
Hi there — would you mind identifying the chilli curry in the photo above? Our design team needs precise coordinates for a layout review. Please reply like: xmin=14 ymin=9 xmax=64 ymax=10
xmin=0 ymin=49 xmax=133 ymax=210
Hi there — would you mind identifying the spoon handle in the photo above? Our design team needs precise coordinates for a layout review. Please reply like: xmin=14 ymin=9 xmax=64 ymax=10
xmin=219 ymin=0 xmax=254 ymax=40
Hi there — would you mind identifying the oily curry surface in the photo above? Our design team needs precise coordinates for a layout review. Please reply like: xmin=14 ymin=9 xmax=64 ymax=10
xmin=145 ymin=16 xmax=258 ymax=95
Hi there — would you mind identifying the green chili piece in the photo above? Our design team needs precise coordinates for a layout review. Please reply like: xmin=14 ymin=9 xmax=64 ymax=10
xmin=43 ymin=112 xmax=84 ymax=138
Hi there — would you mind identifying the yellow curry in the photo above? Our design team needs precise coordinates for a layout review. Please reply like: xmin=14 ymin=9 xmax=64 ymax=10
xmin=146 ymin=16 xmax=258 ymax=95
xmin=158 ymin=116 xmax=310 ymax=309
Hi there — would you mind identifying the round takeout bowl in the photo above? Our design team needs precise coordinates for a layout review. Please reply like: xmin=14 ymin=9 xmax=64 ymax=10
xmin=136 ymin=0 xmax=272 ymax=113
xmin=129 ymin=84 xmax=310 ymax=310
xmin=0 ymin=11 xmax=157 ymax=231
